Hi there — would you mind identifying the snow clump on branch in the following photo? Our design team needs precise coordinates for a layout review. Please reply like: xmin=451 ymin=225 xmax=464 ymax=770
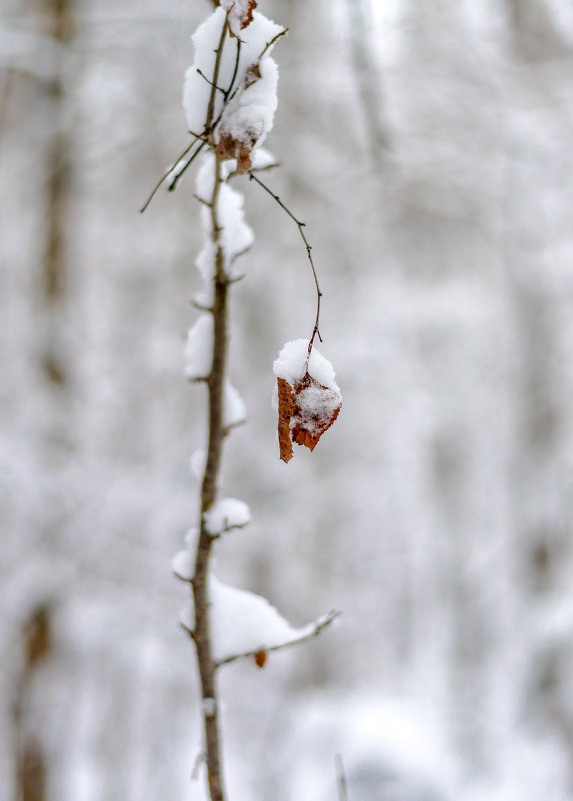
xmin=183 ymin=7 xmax=283 ymax=144
xmin=178 ymin=573 xmax=329 ymax=665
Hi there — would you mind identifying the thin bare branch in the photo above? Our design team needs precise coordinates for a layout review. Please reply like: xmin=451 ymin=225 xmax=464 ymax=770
xmin=228 ymin=162 xmax=280 ymax=180
xmin=139 ymin=136 xmax=199 ymax=213
xmin=167 ymin=141 xmax=207 ymax=192
xmin=248 ymin=172 xmax=323 ymax=354
xmin=215 ymin=610 xmax=340 ymax=667
xmin=259 ymin=27 xmax=289 ymax=60
xmin=197 ymin=68 xmax=226 ymax=94
xmin=225 ymin=39 xmax=242 ymax=103
xmin=192 ymin=751 xmax=206 ymax=781
xmin=205 ymin=17 xmax=228 ymax=135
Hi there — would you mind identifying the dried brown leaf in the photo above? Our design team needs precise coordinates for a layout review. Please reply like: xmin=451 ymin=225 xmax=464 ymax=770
xmin=277 ymin=377 xmax=295 ymax=463
xmin=277 ymin=371 xmax=341 ymax=461
xmin=226 ymin=0 xmax=258 ymax=38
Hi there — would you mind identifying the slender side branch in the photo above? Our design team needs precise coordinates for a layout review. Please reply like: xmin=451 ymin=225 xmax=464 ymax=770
xmin=205 ymin=17 xmax=228 ymax=136
xmin=225 ymin=39 xmax=241 ymax=103
xmin=215 ymin=610 xmax=340 ymax=667
xmin=197 ymin=68 xmax=226 ymax=94
xmin=259 ymin=28 xmax=289 ymax=60
xmin=248 ymin=172 xmax=323 ymax=354
xmin=140 ymin=136 xmax=200 ymax=213
xmin=167 ymin=141 xmax=207 ymax=192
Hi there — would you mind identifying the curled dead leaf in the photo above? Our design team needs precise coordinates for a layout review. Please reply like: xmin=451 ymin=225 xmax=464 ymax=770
xmin=254 ymin=650 xmax=267 ymax=668
xmin=276 ymin=372 xmax=341 ymax=462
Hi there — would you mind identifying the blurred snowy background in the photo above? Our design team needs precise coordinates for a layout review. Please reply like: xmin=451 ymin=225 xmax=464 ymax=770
xmin=2 ymin=0 xmax=573 ymax=799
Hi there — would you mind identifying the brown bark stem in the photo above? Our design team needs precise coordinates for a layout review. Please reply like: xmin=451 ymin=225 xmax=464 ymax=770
xmin=192 ymin=122 xmax=229 ymax=801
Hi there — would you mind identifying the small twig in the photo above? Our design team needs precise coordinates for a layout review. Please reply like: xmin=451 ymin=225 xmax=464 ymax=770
xmin=259 ymin=28 xmax=288 ymax=60
xmin=192 ymin=751 xmax=206 ymax=781
xmin=230 ymin=244 xmax=251 ymax=264
xmin=139 ymin=136 xmax=200 ymax=213
xmin=335 ymin=754 xmax=348 ymax=801
xmin=193 ymin=193 xmax=212 ymax=208
xmin=248 ymin=172 xmax=323 ymax=355
xmin=205 ymin=16 xmax=228 ymax=135
xmin=228 ymin=162 xmax=280 ymax=181
xmin=197 ymin=68 xmax=226 ymax=94
xmin=209 ymin=49 xmax=242 ymax=136
xmin=225 ymin=39 xmax=241 ymax=103
xmin=167 ymin=141 xmax=207 ymax=192
xmin=215 ymin=610 xmax=340 ymax=668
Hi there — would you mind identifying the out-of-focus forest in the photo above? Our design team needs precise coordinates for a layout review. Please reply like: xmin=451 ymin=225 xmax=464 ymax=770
xmin=2 ymin=0 xmax=573 ymax=799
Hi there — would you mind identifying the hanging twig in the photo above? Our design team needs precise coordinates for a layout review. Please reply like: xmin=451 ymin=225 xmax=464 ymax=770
xmin=248 ymin=172 xmax=323 ymax=354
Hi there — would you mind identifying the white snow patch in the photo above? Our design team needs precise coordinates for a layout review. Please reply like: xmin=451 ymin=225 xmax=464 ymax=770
xmin=217 ymin=56 xmax=279 ymax=158
xmin=184 ymin=315 xmax=212 ymax=380
xmin=218 ymin=183 xmax=254 ymax=266
xmin=190 ymin=450 xmax=206 ymax=481
xmin=223 ymin=380 xmax=247 ymax=428
xmin=171 ymin=550 xmax=193 ymax=581
xmin=251 ymin=146 xmax=276 ymax=169
xmin=209 ymin=574 xmax=313 ymax=662
xmin=203 ymin=497 xmax=251 ymax=535
xmin=185 ymin=528 xmax=199 ymax=550
xmin=202 ymin=697 xmax=217 ymax=717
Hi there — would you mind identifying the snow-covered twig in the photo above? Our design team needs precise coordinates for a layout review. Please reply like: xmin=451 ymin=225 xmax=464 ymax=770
xmin=215 ymin=609 xmax=340 ymax=667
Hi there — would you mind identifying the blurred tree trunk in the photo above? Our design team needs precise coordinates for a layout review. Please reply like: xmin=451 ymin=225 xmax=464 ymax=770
xmin=41 ymin=0 xmax=74 ymax=387
xmin=507 ymin=0 xmax=571 ymax=60
xmin=13 ymin=605 xmax=52 ymax=801
xmin=346 ymin=0 xmax=390 ymax=165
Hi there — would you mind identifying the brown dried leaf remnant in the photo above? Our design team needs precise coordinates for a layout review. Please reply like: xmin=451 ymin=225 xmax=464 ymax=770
xmin=215 ymin=132 xmax=257 ymax=174
xmin=214 ymin=64 xmax=263 ymax=174
xmin=226 ymin=0 xmax=257 ymax=38
xmin=277 ymin=372 xmax=341 ymax=463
